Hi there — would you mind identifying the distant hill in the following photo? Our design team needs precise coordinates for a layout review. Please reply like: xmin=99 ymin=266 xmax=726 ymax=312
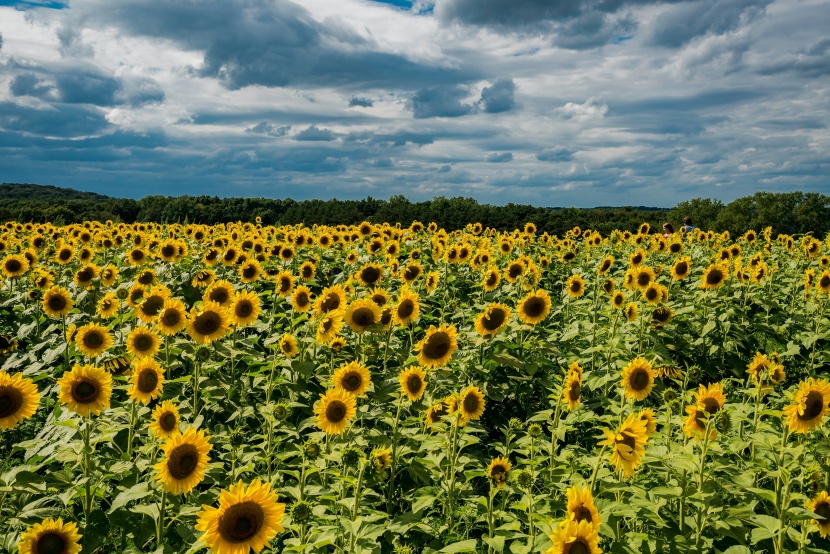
xmin=0 ymin=183 xmax=113 ymax=202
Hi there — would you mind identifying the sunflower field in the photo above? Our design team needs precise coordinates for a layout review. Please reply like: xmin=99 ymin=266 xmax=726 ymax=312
xmin=1 ymin=220 xmax=830 ymax=554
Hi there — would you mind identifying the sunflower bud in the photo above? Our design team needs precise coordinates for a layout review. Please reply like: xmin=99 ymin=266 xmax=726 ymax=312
xmin=303 ymin=439 xmax=321 ymax=460
xmin=516 ymin=469 xmax=534 ymax=489
xmin=116 ymin=287 xmax=129 ymax=300
xmin=342 ymin=446 xmax=362 ymax=468
xmin=662 ymin=388 xmax=677 ymax=403
xmin=508 ymin=417 xmax=523 ymax=430
xmin=290 ymin=500 xmax=313 ymax=524
xmin=394 ymin=546 xmax=414 ymax=554
xmin=274 ymin=402 xmax=290 ymax=420
xmin=527 ymin=423 xmax=543 ymax=438
xmin=195 ymin=347 xmax=211 ymax=362
xmin=716 ymin=409 xmax=731 ymax=433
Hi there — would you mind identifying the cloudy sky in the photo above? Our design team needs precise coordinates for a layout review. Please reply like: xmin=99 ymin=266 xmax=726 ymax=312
xmin=0 ymin=0 xmax=827 ymax=207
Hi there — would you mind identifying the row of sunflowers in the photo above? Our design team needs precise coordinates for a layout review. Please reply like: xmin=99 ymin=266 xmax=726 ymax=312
xmin=1 ymin=219 xmax=830 ymax=553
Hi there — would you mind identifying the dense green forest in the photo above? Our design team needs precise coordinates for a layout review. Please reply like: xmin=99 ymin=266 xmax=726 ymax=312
xmin=1 ymin=183 xmax=828 ymax=236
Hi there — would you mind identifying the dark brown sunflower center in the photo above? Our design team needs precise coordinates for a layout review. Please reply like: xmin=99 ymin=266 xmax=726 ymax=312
xmin=0 ymin=385 xmax=23 ymax=418
xmin=621 ymin=434 xmax=637 ymax=451
xmin=279 ymin=278 xmax=291 ymax=293
xmin=321 ymin=294 xmax=340 ymax=312
xmin=706 ymin=269 xmax=724 ymax=285
xmin=632 ymin=254 xmax=643 ymax=265
xmin=569 ymin=381 xmax=581 ymax=401
xmin=72 ymin=379 xmax=100 ymax=404
xmin=5 ymin=259 xmax=21 ymax=273
xmin=630 ymin=369 xmax=650 ymax=390
xmin=161 ymin=245 xmax=176 ymax=257
xmin=342 ymin=373 xmax=362 ymax=392
xmin=614 ymin=295 xmax=624 ymax=307
xmin=482 ymin=308 xmax=506 ymax=331
xmin=645 ymin=287 xmax=658 ymax=301
xmin=59 ymin=249 xmax=72 ymax=261
xmin=0 ymin=336 xmax=10 ymax=349
xmin=486 ymin=273 xmax=498 ymax=287
xmin=243 ymin=266 xmax=257 ymax=279
xmin=77 ymin=269 xmax=95 ymax=282
xmin=573 ymin=505 xmax=593 ymax=523
xmin=397 ymin=300 xmax=415 ymax=319
xmin=167 ymin=444 xmax=199 ymax=480
xmin=209 ymin=289 xmax=230 ymax=304
xmin=236 ymin=301 xmax=253 ymax=318
xmin=821 ymin=276 xmax=830 ymax=289
xmin=48 ymin=295 xmax=67 ymax=312
xmin=653 ymin=309 xmax=671 ymax=323
xmin=509 ymin=264 xmax=523 ymax=279
xmin=670 ymin=243 xmax=682 ymax=253
xmin=360 ymin=267 xmax=381 ymax=284
xmin=802 ymin=391 xmax=824 ymax=420
xmin=570 ymin=281 xmax=582 ymax=293
xmin=490 ymin=465 xmax=507 ymax=478
xmin=424 ymin=333 xmax=450 ymax=359
xmin=372 ymin=294 xmax=387 ymax=306
xmin=815 ymin=501 xmax=830 ymax=522
xmin=142 ymin=296 xmax=164 ymax=316
xmin=160 ymin=412 xmax=177 ymax=432
xmin=353 ymin=307 xmax=375 ymax=327
xmin=194 ymin=312 xmax=221 ymax=335
xmin=404 ymin=267 xmax=420 ymax=280
xmin=701 ymin=397 xmax=720 ymax=416
xmin=462 ymin=393 xmax=480 ymax=414
xmin=34 ymin=532 xmax=67 ymax=554
xmin=296 ymin=292 xmax=309 ymax=307
xmin=637 ymin=272 xmax=651 ymax=287
xmin=325 ymin=400 xmax=347 ymax=423
xmin=138 ymin=369 xmax=159 ymax=393
xmin=134 ymin=335 xmax=152 ymax=351
xmin=523 ymin=298 xmax=544 ymax=318
xmin=406 ymin=375 xmax=423 ymax=394
xmin=131 ymin=250 xmax=145 ymax=261
xmin=83 ymin=331 xmax=103 ymax=349
xmin=600 ymin=260 xmax=611 ymax=272
xmin=162 ymin=310 xmax=181 ymax=327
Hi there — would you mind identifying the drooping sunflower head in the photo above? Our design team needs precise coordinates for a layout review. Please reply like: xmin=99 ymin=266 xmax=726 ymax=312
xmin=230 ymin=290 xmax=261 ymax=327
xmin=746 ymin=352 xmax=786 ymax=389
xmin=17 ymin=517 xmax=82 ymax=554
xmin=372 ymin=447 xmax=393 ymax=474
xmin=806 ymin=491 xmax=830 ymax=538
xmin=784 ymin=378 xmax=830 ymax=435
xmin=153 ymin=427 xmax=212 ymax=495
xmin=194 ymin=479 xmax=286 ymax=554
xmin=650 ymin=307 xmax=674 ymax=327
xmin=345 ymin=298 xmax=382 ymax=334
xmin=149 ymin=400 xmax=180 ymax=440
xmin=332 ymin=361 xmax=371 ymax=397
xmin=458 ymin=385 xmax=485 ymax=424
xmin=517 ymin=289 xmax=551 ymax=325
xmin=563 ymin=371 xmax=582 ymax=412
xmin=129 ymin=358 xmax=164 ymax=404
xmin=126 ymin=325 xmax=161 ymax=358
xmin=42 ymin=286 xmax=74 ymax=318
xmin=398 ymin=366 xmax=428 ymax=402
xmin=638 ymin=408 xmax=658 ymax=436
xmin=187 ymin=302 xmax=230 ymax=345
xmin=426 ymin=270 xmax=440 ymax=294
xmin=74 ymin=323 xmax=113 ymax=358
xmin=415 ymin=324 xmax=458 ymax=368
xmin=57 ymin=364 xmax=113 ymax=417
xmin=624 ymin=302 xmax=638 ymax=322
xmin=487 ymin=457 xmax=512 ymax=488
xmin=314 ymin=388 xmax=357 ymax=435
xmin=0 ymin=371 xmax=40 ymax=430
xmin=621 ymin=357 xmax=654 ymax=401
xmin=474 ymin=302 xmax=511 ymax=337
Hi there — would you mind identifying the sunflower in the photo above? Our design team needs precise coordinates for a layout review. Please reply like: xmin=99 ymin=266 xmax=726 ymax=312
xmin=817 ymin=270 xmax=830 ymax=294
xmin=650 ymin=307 xmax=674 ymax=327
xmin=154 ymin=427 xmax=212 ymax=495
xmin=546 ymin=519 xmax=601 ymax=554
xmin=746 ymin=352 xmax=786 ymax=389
xmin=642 ymin=283 xmax=663 ymax=305
xmin=474 ymin=302 xmax=511 ymax=337
xmin=598 ymin=412 xmax=649 ymax=478
xmin=629 ymin=248 xmax=646 ymax=267
xmin=192 ymin=269 xmax=216 ymax=289
xmin=328 ymin=336 xmax=346 ymax=352
xmin=632 ymin=266 xmax=655 ymax=290
xmin=0 ymin=370 xmax=39 ymax=429
xmin=372 ymin=447 xmax=393 ymax=473
xmin=74 ymin=323 xmax=113 ymax=358
xmin=566 ymin=486 xmax=601 ymax=529
xmin=370 ymin=287 xmax=390 ymax=307
xmin=230 ymin=290 xmax=261 ymax=327
xmin=204 ymin=280 xmax=235 ymax=307
xmin=458 ymin=385 xmax=485 ymax=424
xmin=683 ymin=382 xmax=726 ymax=440
xmin=597 ymin=255 xmax=614 ymax=275
xmin=620 ymin=357 xmax=655 ymax=401
xmin=356 ymin=263 xmax=384 ymax=287
xmin=279 ymin=333 xmax=299 ymax=358
xmin=638 ymin=408 xmax=658 ymax=436
xmin=55 ymin=244 xmax=75 ymax=265
xmin=394 ymin=288 xmax=420 ymax=326
xmin=135 ymin=285 xmax=170 ymax=323
xmin=315 ymin=284 xmax=347 ymax=314
xmin=42 ymin=286 xmax=74 ymax=318
xmin=482 ymin=266 xmax=501 ymax=291
xmin=345 ymin=298 xmax=382 ymax=334
xmin=332 ymin=361 xmax=372 ymax=397
xmin=399 ymin=366 xmax=427 ymax=402
xmin=563 ymin=370 xmax=582 ymax=412
xmin=487 ymin=457 xmax=512 ymax=488
xmin=624 ymin=302 xmax=638 ymax=322
xmin=517 ymin=289 xmax=551 ymax=325
xmin=314 ymin=388 xmax=357 ymax=435
xmin=611 ymin=291 xmax=626 ymax=309
xmin=187 ymin=302 xmax=230 ymax=345
xmin=149 ymin=400 xmax=180 ymax=440
xmin=806 ymin=491 xmax=830 ymax=538
xmin=298 ymin=260 xmax=316 ymax=282
xmin=291 ymin=285 xmax=313 ymax=313
xmin=415 ymin=324 xmax=458 ymax=368
xmin=565 ymin=274 xmax=586 ymax=298
xmin=73 ymin=264 xmax=99 ymax=289
xmin=97 ymin=292 xmax=119 ymax=319
xmin=239 ymin=258 xmax=263 ymax=284
xmin=126 ymin=326 xmax=161 ymax=358
xmin=128 ymin=358 xmax=164 ymax=404
xmin=157 ymin=298 xmax=188 ymax=335
xmin=1 ymin=254 xmax=29 ymax=278
xmin=17 ymin=517 xmax=82 ymax=554
xmin=701 ymin=263 xmax=728 ymax=289
xmin=401 ymin=261 xmax=422 ymax=284
xmin=0 ymin=334 xmax=18 ymax=355
xmin=195 ymin=478 xmax=285 ymax=554
xmin=315 ymin=310 xmax=344 ymax=344
xmin=426 ymin=270 xmax=440 ymax=294
xmin=505 ymin=260 xmax=526 ymax=283
xmin=783 ymin=378 xmax=830 ymax=434
xmin=57 ymin=364 xmax=113 ymax=417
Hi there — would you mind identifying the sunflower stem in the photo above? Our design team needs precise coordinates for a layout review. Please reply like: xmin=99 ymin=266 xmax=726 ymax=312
xmin=385 ymin=394 xmax=404 ymax=515
xmin=693 ymin=418 xmax=713 ymax=553
xmin=589 ymin=445 xmax=608 ymax=494
xmin=61 ymin=314 xmax=70 ymax=373
xmin=548 ymin=387 xmax=564 ymax=481
xmin=486 ymin=484 xmax=497 ymax=554
xmin=156 ymin=489 xmax=166 ymax=549
xmin=82 ymin=414 xmax=92 ymax=549
xmin=348 ymin=460 xmax=366 ymax=552
xmin=127 ymin=399 xmax=138 ymax=458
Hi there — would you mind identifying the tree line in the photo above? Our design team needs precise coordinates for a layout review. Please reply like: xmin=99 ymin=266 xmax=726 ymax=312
xmin=1 ymin=183 xmax=828 ymax=236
